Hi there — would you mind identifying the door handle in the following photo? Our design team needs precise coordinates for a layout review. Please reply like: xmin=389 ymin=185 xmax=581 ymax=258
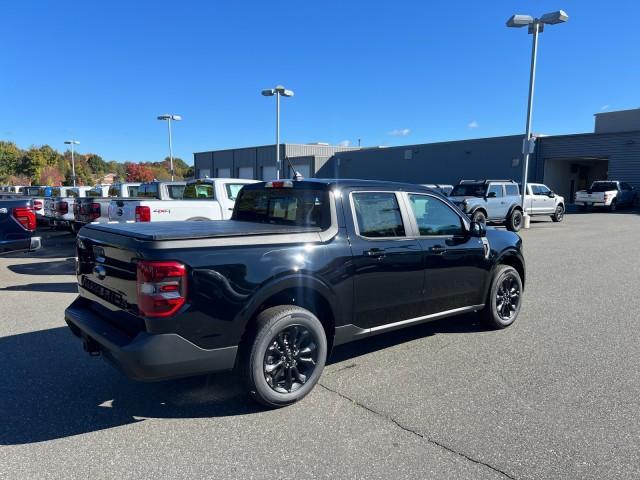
xmin=429 ymin=245 xmax=446 ymax=254
xmin=365 ymin=248 xmax=386 ymax=258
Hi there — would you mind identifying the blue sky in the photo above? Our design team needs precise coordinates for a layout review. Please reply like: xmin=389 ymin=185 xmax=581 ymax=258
xmin=2 ymin=1 xmax=638 ymax=164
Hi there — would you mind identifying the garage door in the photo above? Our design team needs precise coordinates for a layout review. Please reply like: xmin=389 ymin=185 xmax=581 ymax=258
xmin=238 ymin=167 xmax=254 ymax=179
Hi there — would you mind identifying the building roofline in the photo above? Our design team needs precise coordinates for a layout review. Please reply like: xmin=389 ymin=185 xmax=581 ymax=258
xmin=594 ymin=107 xmax=640 ymax=116
xmin=539 ymin=129 xmax=640 ymax=140
xmin=193 ymin=143 xmax=360 ymax=155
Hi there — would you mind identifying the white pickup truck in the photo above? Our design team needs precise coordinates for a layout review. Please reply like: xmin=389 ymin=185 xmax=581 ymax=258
xmin=107 ymin=178 xmax=258 ymax=223
xmin=73 ymin=182 xmax=141 ymax=227
xmin=575 ymin=181 xmax=638 ymax=211
xmin=44 ymin=187 xmax=71 ymax=224
xmin=52 ymin=186 xmax=94 ymax=231
xmin=523 ymin=183 xmax=566 ymax=222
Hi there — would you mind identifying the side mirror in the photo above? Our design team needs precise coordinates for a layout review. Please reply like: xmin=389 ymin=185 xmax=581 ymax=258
xmin=486 ymin=191 xmax=497 ymax=199
xmin=469 ymin=221 xmax=486 ymax=238
xmin=548 ymin=192 xmax=555 ymax=198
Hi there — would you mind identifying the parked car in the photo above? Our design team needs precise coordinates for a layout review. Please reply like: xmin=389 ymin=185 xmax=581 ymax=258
xmin=574 ymin=181 xmax=638 ymax=211
xmin=107 ymin=178 xmax=257 ymax=223
xmin=0 ymin=198 xmax=41 ymax=254
xmin=52 ymin=186 xmax=93 ymax=231
xmin=522 ymin=183 xmax=565 ymax=222
xmin=23 ymin=186 xmax=51 ymax=223
xmin=449 ymin=179 xmax=524 ymax=231
xmin=74 ymin=183 xmax=141 ymax=227
xmin=44 ymin=187 xmax=71 ymax=224
xmin=422 ymin=184 xmax=454 ymax=196
xmin=65 ymin=178 xmax=525 ymax=407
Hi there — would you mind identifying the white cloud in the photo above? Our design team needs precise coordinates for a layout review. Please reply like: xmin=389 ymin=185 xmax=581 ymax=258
xmin=389 ymin=128 xmax=411 ymax=137
xmin=338 ymin=139 xmax=351 ymax=147
xmin=468 ymin=120 xmax=479 ymax=129
xmin=600 ymin=104 xmax=610 ymax=111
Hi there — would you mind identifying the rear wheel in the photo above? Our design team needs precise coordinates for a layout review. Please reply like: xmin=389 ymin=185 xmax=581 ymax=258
xmin=481 ymin=265 xmax=523 ymax=329
xmin=551 ymin=204 xmax=564 ymax=222
xmin=506 ymin=209 xmax=523 ymax=232
xmin=241 ymin=305 xmax=327 ymax=408
xmin=471 ymin=210 xmax=486 ymax=228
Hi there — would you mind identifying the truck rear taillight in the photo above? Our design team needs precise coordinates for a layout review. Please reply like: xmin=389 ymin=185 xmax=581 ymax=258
xmin=58 ymin=201 xmax=69 ymax=215
xmin=136 ymin=261 xmax=187 ymax=318
xmin=12 ymin=207 xmax=36 ymax=231
xmin=33 ymin=200 xmax=43 ymax=210
xmin=135 ymin=206 xmax=151 ymax=222
xmin=90 ymin=202 xmax=101 ymax=220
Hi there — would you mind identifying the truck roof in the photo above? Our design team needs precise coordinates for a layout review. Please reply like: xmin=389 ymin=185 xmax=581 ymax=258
xmin=242 ymin=178 xmax=439 ymax=193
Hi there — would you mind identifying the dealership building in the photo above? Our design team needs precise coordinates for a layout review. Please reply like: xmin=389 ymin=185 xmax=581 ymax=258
xmin=194 ymin=108 xmax=640 ymax=201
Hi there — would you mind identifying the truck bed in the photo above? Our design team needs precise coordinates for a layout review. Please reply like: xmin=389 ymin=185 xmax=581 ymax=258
xmin=82 ymin=220 xmax=322 ymax=241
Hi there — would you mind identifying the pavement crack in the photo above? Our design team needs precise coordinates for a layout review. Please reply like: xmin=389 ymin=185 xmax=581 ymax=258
xmin=318 ymin=382 xmax=517 ymax=480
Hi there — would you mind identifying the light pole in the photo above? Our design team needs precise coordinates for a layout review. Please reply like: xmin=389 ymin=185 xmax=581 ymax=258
xmin=261 ymin=85 xmax=294 ymax=179
xmin=507 ymin=10 xmax=568 ymax=228
xmin=157 ymin=114 xmax=182 ymax=181
xmin=64 ymin=140 xmax=80 ymax=187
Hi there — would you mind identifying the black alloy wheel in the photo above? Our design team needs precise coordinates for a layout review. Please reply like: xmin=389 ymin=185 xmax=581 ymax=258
xmin=495 ymin=273 xmax=521 ymax=322
xmin=507 ymin=209 xmax=523 ymax=232
xmin=264 ymin=325 xmax=318 ymax=394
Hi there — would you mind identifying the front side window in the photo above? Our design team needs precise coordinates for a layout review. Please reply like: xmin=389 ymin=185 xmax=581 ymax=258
xmin=225 ymin=183 xmax=246 ymax=201
xmin=487 ymin=184 xmax=504 ymax=198
xmin=352 ymin=192 xmax=405 ymax=238
xmin=451 ymin=184 xmax=487 ymax=197
xmin=183 ymin=183 xmax=214 ymax=199
xmin=409 ymin=194 xmax=463 ymax=236
xmin=538 ymin=185 xmax=551 ymax=195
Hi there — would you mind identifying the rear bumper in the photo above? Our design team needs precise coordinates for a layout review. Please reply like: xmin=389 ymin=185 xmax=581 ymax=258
xmin=64 ymin=298 xmax=238 ymax=381
xmin=0 ymin=236 xmax=40 ymax=254
xmin=574 ymin=200 xmax=608 ymax=207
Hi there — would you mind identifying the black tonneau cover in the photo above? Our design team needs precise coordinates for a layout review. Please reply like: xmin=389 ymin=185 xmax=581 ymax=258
xmin=82 ymin=220 xmax=322 ymax=241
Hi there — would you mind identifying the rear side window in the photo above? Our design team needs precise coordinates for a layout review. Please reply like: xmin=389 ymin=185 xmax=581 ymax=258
xmin=505 ymin=184 xmax=520 ymax=196
xmin=487 ymin=184 xmax=504 ymax=197
xmin=225 ymin=183 xmax=246 ymax=201
xmin=234 ymin=187 xmax=330 ymax=228
xmin=167 ymin=185 xmax=185 ymax=199
xmin=409 ymin=194 xmax=463 ymax=236
xmin=127 ymin=185 xmax=139 ymax=196
xmin=183 ymin=183 xmax=215 ymax=199
xmin=352 ymin=192 xmax=405 ymax=238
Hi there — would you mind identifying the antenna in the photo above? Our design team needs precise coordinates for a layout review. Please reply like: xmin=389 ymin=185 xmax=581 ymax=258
xmin=284 ymin=156 xmax=304 ymax=181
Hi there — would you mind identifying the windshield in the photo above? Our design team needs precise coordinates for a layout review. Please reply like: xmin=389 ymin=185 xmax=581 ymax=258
xmin=233 ymin=187 xmax=330 ymax=229
xmin=590 ymin=182 xmax=617 ymax=192
xmin=451 ymin=184 xmax=487 ymax=197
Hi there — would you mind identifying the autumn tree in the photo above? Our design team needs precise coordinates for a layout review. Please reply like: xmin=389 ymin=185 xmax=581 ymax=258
xmin=126 ymin=162 xmax=155 ymax=182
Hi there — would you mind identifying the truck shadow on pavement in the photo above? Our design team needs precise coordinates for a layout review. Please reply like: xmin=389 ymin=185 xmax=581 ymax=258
xmin=0 ymin=314 xmax=487 ymax=445
xmin=0 ymin=282 xmax=78 ymax=293
xmin=7 ymin=258 xmax=76 ymax=276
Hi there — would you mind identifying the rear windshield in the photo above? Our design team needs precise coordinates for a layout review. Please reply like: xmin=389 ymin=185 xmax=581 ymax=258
xmin=183 ymin=183 xmax=214 ymax=199
xmin=24 ymin=187 xmax=41 ymax=196
xmin=108 ymin=185 xmax=140 ymax=197
xmin=137 ymin=183 xmax=160 ymax=198
xmin=67 ymin=189 xmax=80 ymax=198
xmin=233 ymin=187 xmax=330 ymax=229
xmin=590 ymin=182 xmax=617 ymax=192
xmin=451 ymin=184 xmax=487 ymax=197
xmin=87 ymin=188 xmax=103 ymax=197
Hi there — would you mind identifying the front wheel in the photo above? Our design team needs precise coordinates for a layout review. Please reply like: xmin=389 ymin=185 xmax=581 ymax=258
xmin=241 ymin=305 xmax=327 ymax=408
xmin=481 ymin=265 xmax=523 ymax=329
xmin=506 ymin=209 xmax=523 ymax=232
xmin=551 ymin=204 xmax=564 ymax=222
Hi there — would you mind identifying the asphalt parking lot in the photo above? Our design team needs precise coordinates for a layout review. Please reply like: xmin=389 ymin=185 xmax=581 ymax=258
xmin=1 ymin=210 xmax=639 ymax=480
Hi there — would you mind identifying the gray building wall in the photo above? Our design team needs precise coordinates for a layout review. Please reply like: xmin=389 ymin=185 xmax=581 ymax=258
xmin=320 ymin=135 xmax=526 ymax=185
xmin=595 ymin=108 xmax=640 ymax=134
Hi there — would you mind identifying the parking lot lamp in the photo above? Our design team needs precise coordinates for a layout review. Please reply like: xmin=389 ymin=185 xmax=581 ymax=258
xmin=157 ymin=114 xmax=182 ymax=181
xmin=507 ymin=10 xmax=568 ymax=228
xmin=261 ymin=85 xmax=294 ymax=180
xmin=64 ymin=140 xmax=80 ymax=187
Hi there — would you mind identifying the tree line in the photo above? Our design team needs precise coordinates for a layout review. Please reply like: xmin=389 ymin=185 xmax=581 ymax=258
xmin=0 ymin=141 xmax=194 ymax=186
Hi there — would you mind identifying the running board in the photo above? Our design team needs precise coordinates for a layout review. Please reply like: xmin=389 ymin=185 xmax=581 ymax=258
xmin=334 ymin=305 xmax=484 ymax=346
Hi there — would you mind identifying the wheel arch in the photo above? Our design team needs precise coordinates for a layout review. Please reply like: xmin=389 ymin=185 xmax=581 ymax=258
xmin=494 ymin=250 xmax=526 ymax=289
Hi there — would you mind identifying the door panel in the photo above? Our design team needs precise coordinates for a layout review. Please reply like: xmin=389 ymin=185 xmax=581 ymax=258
xmin=349 ymin=192 xmax=424 ymax=328
xmin=487 ymin=184 xmax=507 ymax=219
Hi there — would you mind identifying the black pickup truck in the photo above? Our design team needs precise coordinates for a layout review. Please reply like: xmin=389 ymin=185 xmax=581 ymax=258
xmin=0 ymin=198 xmax=41 ymax=254
xmin=65 ymin=179 xmax=525 ymax=407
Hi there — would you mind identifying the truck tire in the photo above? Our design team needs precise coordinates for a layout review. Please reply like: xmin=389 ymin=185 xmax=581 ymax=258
xmin=506 ymin=209 xmax=523 ymax=232
xmin=609 ymin=199 xmax=617 ymax=212
xmin=241 ymin=305 xmax=327 ymax=408
xmin=480 ymin=265 xmax=523 ymax=329
xmin=551 ymin=204 xmax=564 ymax=222
xmin=471 ymin=210 xmax=486 ymax=227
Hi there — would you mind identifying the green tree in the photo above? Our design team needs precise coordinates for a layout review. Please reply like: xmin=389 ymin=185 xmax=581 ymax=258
xmin=18 ymin=146 xmax=48 ymax=180
xmin=87 ymin=154 xmax=107 ymax=174
xmin=0 ymin=141 xmax=22 ymax=179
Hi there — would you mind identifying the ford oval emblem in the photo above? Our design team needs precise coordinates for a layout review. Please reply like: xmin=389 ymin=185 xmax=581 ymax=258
xmin=93 ymin=265 xmax=107 ymax=280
